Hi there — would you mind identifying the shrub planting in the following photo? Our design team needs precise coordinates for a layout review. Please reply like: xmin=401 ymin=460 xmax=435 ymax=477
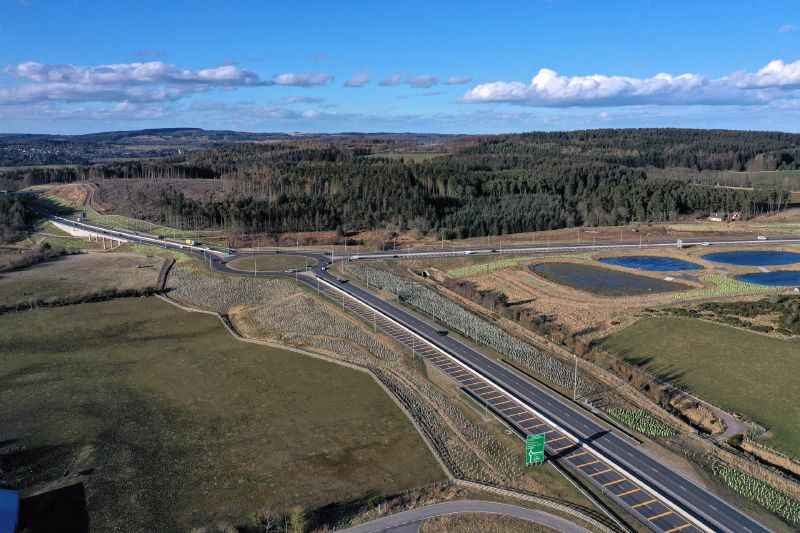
xmin=712 ymin=463 xmax=800 ymax=525
xmin=606 ymin=408 xmax=674 ymax=437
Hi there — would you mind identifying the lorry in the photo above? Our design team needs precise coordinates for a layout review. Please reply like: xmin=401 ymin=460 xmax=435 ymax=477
xmin=185 ymin=239 xmax=197 ymax=246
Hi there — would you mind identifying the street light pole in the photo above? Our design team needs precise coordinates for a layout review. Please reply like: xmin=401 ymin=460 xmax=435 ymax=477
xmin=573 ymin=354 xmax=578 ymax=401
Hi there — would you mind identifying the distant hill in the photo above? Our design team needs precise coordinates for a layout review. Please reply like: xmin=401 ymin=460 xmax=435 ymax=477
xmin=0 ymin=128 xmax=454 ymax=166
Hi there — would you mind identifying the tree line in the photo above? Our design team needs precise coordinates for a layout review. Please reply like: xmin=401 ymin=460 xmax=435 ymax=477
xmin=4 ymin=129 xmax=797 ymax=237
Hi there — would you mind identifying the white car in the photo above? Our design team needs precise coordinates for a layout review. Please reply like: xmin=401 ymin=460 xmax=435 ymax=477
xmin=701 ymin=242 xmax=710 ymax=246
xmin=757 ymin=235 xmax=767 ymax=241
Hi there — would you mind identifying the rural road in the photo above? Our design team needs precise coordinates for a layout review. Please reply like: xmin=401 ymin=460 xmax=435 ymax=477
xmin=338 ymin=500 xmax=590 ymax=533
xmin=41 ymin=211 xmax=784 ymax=533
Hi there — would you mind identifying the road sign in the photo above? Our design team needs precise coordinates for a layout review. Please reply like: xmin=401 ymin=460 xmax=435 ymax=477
xmin=526 ymin=433 xmax=545 ymax=465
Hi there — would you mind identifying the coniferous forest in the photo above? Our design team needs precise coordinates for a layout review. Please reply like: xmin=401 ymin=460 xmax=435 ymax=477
xmin=4 ymin=128 xmax=798 ymax=237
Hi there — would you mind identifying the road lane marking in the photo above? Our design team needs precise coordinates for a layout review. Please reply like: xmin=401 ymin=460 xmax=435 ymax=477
xmin=482 ymin=394 xmax=504 ymax=402
xmin=567 ymin=450 xmax=589 ymax=460
xmin=554 ymin=444 xmax=574 ymax=452
xmin=576 ymin=459 xmax=600 ymax=468
xmin=632 ymin=499 xmax=657 ymax=509
xmin=665 ymin=525 xmax=692 ymax=533
xmin=648 ymin=510 xmax=674 ymax=521
xmin=515 ymin=416 xmax=537 ymax=423
xmin=617 ymin=488 xmax=641 ymax=497
xmin=589 ymin=468 xmax=612 ymax=477
xmin=603 ymin=478 xmax=626 ymax=487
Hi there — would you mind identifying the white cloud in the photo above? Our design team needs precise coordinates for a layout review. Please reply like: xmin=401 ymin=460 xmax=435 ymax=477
xmin=0 ymin=61 xmax=337 ymax=106
xmin=779 ymin=23 xmax=797 ymax=33
xmin=344 ymin=70 xmax=370 ymax=87
xmin=445 ymin=75 xmax=472 ymax=85
xmin=408 ymin=75 xmax=438 ymax=88
xmin=730 ymin=59 xmax=800 ymax=89
xmin=379 ymin=72 xmax=406 ymax=86
xmin=3 ymin=61 xmax=264 ymax=86
xmin=460 ymin=59 xmax=800 ymax=107
xmin=271 ymin=72 xmax=334 ymax=87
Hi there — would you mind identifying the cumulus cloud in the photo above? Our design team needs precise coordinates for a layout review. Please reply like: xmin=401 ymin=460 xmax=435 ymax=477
xmin=460 ymin=59 xmax=800 ymax=107
xmin=779 ymin=23 xmax=797 ymax=33
xmin=729 ymin=59 xmax=800 ymax=89
xmin=271 ymin=72 xmax=334 ymax=87
xmin=344 ymin=70 xmax=370 ymax=87
xmin=0 ymin=61 xmax=337 ymax=106
xmin=445 ymin=75 xmax=472 ymax=85
xmin=3 ymin=61 xmax=264 ymax=86
xmin=379 ymin=72 xmax=406 ymax=86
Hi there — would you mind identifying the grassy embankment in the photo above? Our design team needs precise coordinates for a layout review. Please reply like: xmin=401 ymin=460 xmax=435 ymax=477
xmin=0 ymin=298 xmax=444 ymax=531
xmin=602 ymin=317 xmax=800 ymax=458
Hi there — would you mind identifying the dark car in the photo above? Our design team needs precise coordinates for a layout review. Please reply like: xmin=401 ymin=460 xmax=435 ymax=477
xmin=437 ymin=330 xmax=448 ymax=336
xmin=392 ymin=254 xmax=400 ymax=258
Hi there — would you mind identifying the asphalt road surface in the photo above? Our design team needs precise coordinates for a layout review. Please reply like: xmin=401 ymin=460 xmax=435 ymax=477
xmin=45 ymin=212 xmax=781 ymax=532
xmin=339 ymin=500 xmax=590 ymax=533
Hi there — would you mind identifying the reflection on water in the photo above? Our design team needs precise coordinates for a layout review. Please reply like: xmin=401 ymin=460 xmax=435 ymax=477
xmin=702 ymin=251 xmax=800 ymax=266
xmin=533 ymin=262 xmax=687 ymax=296
xmin=599 ymin=256 xmax=703 ymax=272
xmin=737 ymin=271 xmax=800 ymax=287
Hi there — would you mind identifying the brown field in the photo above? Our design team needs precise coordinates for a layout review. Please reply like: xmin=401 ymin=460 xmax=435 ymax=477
xmin=0 ymin=252 xmax=165 ymax=307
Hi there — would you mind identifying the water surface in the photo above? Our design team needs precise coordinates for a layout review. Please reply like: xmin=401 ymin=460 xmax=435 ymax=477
xmin=702 ymin=251 xmax=800 ymax=266
xmin=737 ymin=271 xmax=800 ymax=287
xmin=533 ymin=262 xmax=687 ymax=296
xmin=599 ymin=256 xmax=703 ymax=272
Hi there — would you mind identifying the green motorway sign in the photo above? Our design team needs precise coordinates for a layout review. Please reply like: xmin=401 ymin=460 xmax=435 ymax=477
xmin=526 ymin=433 xmax=545 ymax=465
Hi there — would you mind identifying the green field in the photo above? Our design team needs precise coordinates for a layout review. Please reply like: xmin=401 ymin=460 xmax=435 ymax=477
xmin=602 ymin=317 xmax=800 ymax=457
xmin=0 ymin=298 xmax=443 ymax=530
xmin=227 ymin=253 xmax=314 ymax=272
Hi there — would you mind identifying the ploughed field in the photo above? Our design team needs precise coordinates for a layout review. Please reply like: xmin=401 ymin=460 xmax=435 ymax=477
xmin=602 ymin=317 xmax=800 ymax=458
xmin=0 ymin=298 xmax=443 ymax=531
xmin=532 ymin=262 xmax=688 ymax=296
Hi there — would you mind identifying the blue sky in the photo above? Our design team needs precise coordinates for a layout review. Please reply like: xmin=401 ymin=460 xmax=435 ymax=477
xmin=2 ymin=0 xmax=800 ymax=134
